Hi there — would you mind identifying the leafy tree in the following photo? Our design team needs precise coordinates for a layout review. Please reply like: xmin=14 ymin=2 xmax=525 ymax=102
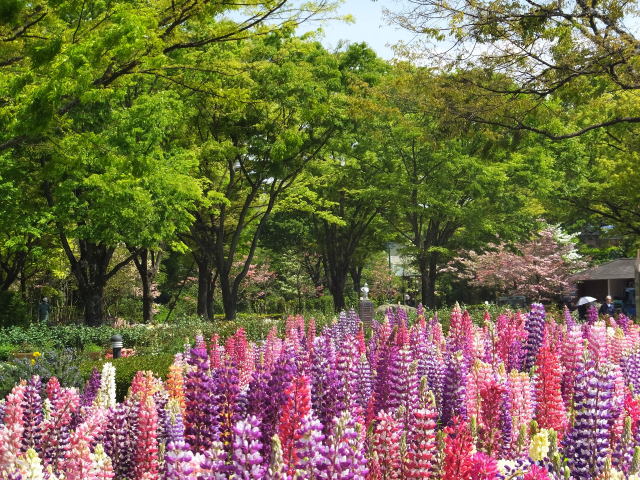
xmin=303 ymin=44 xmax=392 ymax=311
xmin=375 ymin=65 xmax=539 ymax=307
xmin=184 ymin=35 xmax=346 ymax=320
xmin=390 ymin=0 xmax=640 ymax=138
xmin=0 ymin=0 xmax=334 ymax=325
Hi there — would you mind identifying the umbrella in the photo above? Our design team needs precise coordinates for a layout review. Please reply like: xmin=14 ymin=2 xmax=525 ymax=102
xmin=577 ymin=296 xmax=597 ymax=306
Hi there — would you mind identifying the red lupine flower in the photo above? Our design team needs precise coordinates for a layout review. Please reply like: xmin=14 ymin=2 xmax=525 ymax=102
xmin=535 ymin=336 xmax=567 ymax=436
xmin=442 ymin=417 xmax=474 ymax=480
xmin=278 ymin=375 xmax=311 ymax=474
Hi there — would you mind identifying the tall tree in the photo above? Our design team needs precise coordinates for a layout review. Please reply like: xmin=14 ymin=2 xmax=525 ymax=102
xmin=376 ymin=66 xmax=538 ymax=307
xmin=185 ymin=35 xmax=346 ymax=320
xmin=0 ymin=0 xmax=334 ymax=325
xmin=389 ymin=0 xmax=640 ymax=138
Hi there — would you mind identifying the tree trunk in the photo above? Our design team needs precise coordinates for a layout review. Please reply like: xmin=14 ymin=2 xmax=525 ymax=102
xmin=426 ymin=253 xmax=439 ymax=307
xmin=131 ymin=248 xmax=163 ymax=324
xmin=220 ymin=273 xmax=237 ymax=320
xmin=82 ymin=284 xmax=106 ymax=327
xmin=197 ymin=259 xmax=212 ymax=320
xmin=206 ymin=272 xmax=216 ymax=320
xmin=418 ymin=253 xmax=429 ymax=307
xmin=328 ymin=275 xmax=347 ymax=312
xmin=350 ymin=265 xmax=363 ymax=295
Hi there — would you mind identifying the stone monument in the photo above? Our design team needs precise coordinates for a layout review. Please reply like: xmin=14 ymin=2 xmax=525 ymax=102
xmin=359 ymin=283 xmax=374 ymax=327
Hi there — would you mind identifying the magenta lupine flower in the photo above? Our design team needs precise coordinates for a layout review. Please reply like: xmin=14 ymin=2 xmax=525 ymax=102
xmin=523 ymin=303 xmax=546 ymax=371
xmin=335 ymin=335 xmax=361 ymax=414
xmin=231 ymin=415 xmax=265 ymax=480
xmin=184 ymin=347 xmax=220 ymax=452
xmin=563 ymin=305 xmax=575 ymax=328
xmin=560 ymin=326 xmax=584 ymax=405
xmin=470 ymin=452 xmax=499 ymax=480
xmin=563 ymin=361 xmax=615 ymax=479
xmin=21 ymin=375 xmax=43 ymax=452
xmin=586 ymin=305 xmax=598 ymax=325
xmin=294 ymin=414 xmax=328 ymax=479
xmin=617 ymin=314 xmax=631 ymax=333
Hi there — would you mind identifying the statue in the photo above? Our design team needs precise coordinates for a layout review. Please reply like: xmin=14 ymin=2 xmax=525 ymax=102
xmin=361 ymin=283 xmax=370 ymax=300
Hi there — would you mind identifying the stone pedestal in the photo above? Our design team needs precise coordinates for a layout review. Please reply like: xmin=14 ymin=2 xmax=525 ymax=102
xmin=360 ymin=300 xmax=374 ymax=327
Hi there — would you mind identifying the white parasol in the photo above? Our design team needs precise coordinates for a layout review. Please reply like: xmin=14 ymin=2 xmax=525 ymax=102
xmin=577 ymin=296 xmax=597 ymax=306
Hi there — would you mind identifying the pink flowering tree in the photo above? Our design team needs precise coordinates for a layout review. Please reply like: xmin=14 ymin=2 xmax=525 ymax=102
xmin=452 ymin=225 xmax=586 ymax=301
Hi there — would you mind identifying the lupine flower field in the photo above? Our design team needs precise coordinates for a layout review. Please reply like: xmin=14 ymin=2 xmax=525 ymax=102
xmin=2 ymin=304 xmax=640 ymax=479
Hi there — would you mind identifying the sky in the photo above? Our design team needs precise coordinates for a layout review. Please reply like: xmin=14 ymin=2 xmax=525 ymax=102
xmin=298 ymin=0 xmax=419 ymax=59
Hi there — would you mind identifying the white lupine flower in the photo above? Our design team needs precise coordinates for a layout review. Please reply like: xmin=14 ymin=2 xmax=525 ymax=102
xmin=95 ymin=362 xmax=116 ymax=409
xmin=17 ymin=448 xmax=44 ymax=480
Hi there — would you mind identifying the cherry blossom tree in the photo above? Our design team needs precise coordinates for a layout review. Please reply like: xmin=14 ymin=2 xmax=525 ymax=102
xmin=453 ymin=225 xmax=586 ymax=301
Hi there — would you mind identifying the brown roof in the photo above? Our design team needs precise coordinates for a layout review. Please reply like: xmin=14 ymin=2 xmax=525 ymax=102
xmin=572 ymin=258 xmax=636 ymax=281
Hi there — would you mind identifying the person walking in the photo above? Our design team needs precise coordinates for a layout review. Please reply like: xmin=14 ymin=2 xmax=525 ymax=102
xmin=38 ymin=297 xmax=50 ymax=324
xmin=599 ymin=295 xmax=615 ymax=317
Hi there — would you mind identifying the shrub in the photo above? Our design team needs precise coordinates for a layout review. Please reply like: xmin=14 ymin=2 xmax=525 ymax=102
xmin=0 ymin=344 xmax=17 ymax=361
xmin=0 ymin=349 xmax=83 ymax=397
xmin=80 ymin=353 xmax=175 ymax=400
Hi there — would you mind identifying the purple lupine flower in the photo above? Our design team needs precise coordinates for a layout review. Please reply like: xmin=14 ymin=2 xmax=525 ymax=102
xmin=310 ymin=336 xmax=342 ymax=436
xmin=617 ymin=314 xmax=631 ymax=333
xmin=335 ymin=334 xmax=361 ymax=414
xmin=80 ymin=367 xmax=101 ymax=407
xmin=324 ymin=411 xmax=368 ymax=479
xmin=164 ymin=440 xmax=196 ymax=480
xmin=295 ymin=414 xmax=328 ymax=479
xmin=499 ymin=385 xmax=513 ymax=458
xmin=259 ymin=349 xmax=297 ymax=459
xmin=440 ymin=351 xmax=468 ymax=427
xmin=231 ymin=415 xmax=265 ymax=479
xmin=154 ymin=389 xmax=170 ymax=444
xmin=413 ymin=339 xmax=445 ymax=411
xmin=21 ymin=375 xmax=43 ymax=452
xmin=507 ymin=339 xmax=524 ymax=372
xmin=213 ymin=363 xmax=241 ymax=454
xmin=563 ymin=361 xmax=615 ymax=479
xmin=199 ymin=440 xmax=228 ymax=479
xmin=522 ymin=303 xmax=545 ymax=371
xmin=563 ymin=305 xmax=576 ymax=329
xmin=243 ymin=367 xmax=272 ymax=422
xmin=586 ymin=305 xmax=599 ymax=325
xmin=387 ymin=347 xmax=419 ymax=425
xmin=354 ymin=354 xmax=374 ymax=413
xmin=103 ymin=400 xmax=139 ymax=479
xmin=165 ymin=402 xmax=186 ymax=444
xmin=613 ymin=416 xmax=634 ymax=474
xmin=622 ymin=352 xmax=640 ymax=393
xmin=374 ymin=343 xmax=398 ymax=414
xmin=184 ymin=346 xmax=220 ymax=452
xmin=0 ymin=399 xmax=6 ymax=424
